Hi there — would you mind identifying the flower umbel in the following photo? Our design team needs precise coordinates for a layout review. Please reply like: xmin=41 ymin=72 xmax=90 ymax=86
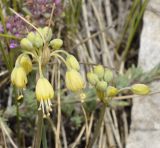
xmin=36 ymin=77 xmax=54 ymax=117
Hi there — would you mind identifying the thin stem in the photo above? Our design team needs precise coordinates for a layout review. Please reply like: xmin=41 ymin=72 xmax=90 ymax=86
xmin=56 ymin=62 xmax=61 ymax=148
xmin=0 ymin=33 xmax=20 ymax=39
xmin=51 ymin=49 xmax=69 ymax=57
xmin=0 ymin=41 xmax=11 ymax=71
xmin=42 ymin=125 xmax=48 ymax=148
xmin=88 ymin=104 xmax=106 ymax=148
xmin=51 ymin=53 xmax=70 ymax=69
xmin=38 ymin=57 xmax=43 ymax=77
xmin=81 ymin=104 xmax=89 ymax=147
xmin=33 ymin=110 xmax=43 ymax=148
xmin=13 ymin=0 xmax=17 ymax=11
xmin=15 ymin=90 xmax=20 ymax=147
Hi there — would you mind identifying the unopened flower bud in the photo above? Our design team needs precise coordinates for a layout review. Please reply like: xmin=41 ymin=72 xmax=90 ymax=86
xmin=20 ymin=38 xmax=33 ymax=50
xmin=42 ymin=27 xmax=52 ymax=42
xmin=65 ymin=69 xmax=85 ymax=92
xmin=19 ymin=54 xmax=32 ymax=74
xmin=93 ymin=65 xmax=104 ymax=79
xmin=66 ymin=55 xmax=80 ymax=71
xmin=104 ymin=69 xmax=113 ymax=82
xmin=131 ymin=84 xmax=150 ymax=95
xmin=106 ymin=86 xmax=118 ymax=97
xmin=96 ymin=81 xmax=107 ymax=91
xmin=34 ymin=34 xmax=43 ymax=48
xmin=50 ymin=38 xmax=63 ymax=50
xmin=87 ymin=72 xmax=99 ymax=86
xmin=11 ymin=66 xmax=27 ymax=88
xmin=27 ymin=32 xmax=35 ymax=44
xmin=41 ymin=47 xmax=51 ymax=65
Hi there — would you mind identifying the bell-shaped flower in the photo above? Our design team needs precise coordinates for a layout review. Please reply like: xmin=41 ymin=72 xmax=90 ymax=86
xmin=36 ymin=77 xmax=54 ymax=117
xmin=11 ymin=66 xmax=27 ymax=89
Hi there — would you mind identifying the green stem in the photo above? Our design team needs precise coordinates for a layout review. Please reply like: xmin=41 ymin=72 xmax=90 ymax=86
xmin=33 ymin=110 xmax=43 ymax=148
xmin=0 ymin=41 xmax=11 ymax=71
xmin=51 ymin=50 xmax=69 ymax=57
xmin=42 ymin=125 xmax=48 ymax=148
xmin=121 ymin=0 xmax=149 ymax=61
xmin=115 ymin=0 xmax=140 ymax=53
xmin=88 ymin=104 xmax=106 ymax=148
xmin=38 ymin=57 xmax=43 ymax=77
xmin=13 ymin=0 xmax=17 ymax=11
xmin=15 ymin=90 xmax=20 ymax=147
xmin=0 ymin=33 xmax=20 ymax=39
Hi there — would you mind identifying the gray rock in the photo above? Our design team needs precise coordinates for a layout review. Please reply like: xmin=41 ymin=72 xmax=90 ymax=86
xmin=126 ymin=1 xmax=160 ymax=148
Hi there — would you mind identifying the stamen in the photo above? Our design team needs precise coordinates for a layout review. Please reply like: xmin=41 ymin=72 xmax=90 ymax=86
xmin=41 ymin=100 xmax=45 ymax=115
xmin=38 ymin=100 xmax=42 ymax=110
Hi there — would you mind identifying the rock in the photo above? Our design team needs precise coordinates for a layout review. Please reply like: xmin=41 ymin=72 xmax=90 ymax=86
xmin=126 ymin=1 xmax=160 ymax=148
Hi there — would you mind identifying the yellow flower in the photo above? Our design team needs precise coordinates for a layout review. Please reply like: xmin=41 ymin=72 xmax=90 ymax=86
xmin=131 ymin=84 xmax=150 ymax=95
xmin=19 ymin=54 xmax=32 ymax=74
xmin=11 ymin=66 xmax=27 ymax=88
xmin=106 ymin=86 xmax=119 ymax=97
xmin=65 ymin=69 xmax=85 ymax=92
xmin=36 ymin=77 xmax=54 ymax=116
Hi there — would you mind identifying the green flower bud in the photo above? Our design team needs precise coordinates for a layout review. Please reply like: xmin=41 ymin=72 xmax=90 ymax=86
xmin=66 ymin=55 xmax=80 ymax=71
xmin=96 ymin=81 xmax=107 ymax=91
xmin=87 ymin=72 xmax=99 ymax=86
xmin=131 ymin=84 xmax=150 ymax=95
xmin=34 ymin=35 xmax=43 ymax=48
xmin=20 ymin=38 xmax=33 ymax=50
xmin=42 ymin=27 xmax=52 ymax=41
xmin=93 ymin=65 xmax=104 ymax=79
xmin=106 ymin=86 xmax=118 ymax=97
xmin=104 ymin=69 xmax=113 ymax=82
xmin=27 ymin=32 xmax=35 ymax=44
xmin=50 ymin=38 xmax=63 ymax=50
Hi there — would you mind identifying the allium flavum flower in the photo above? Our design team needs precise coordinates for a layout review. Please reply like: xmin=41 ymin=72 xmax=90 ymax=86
xmin=19 ymin=54 xmax=32 ymax=74
xmin=131 ymin=84 xmax=150 ymax=95
xmin=65 ymin=69 xmax=85 ymax=92
xmin=36 ymin=77 xmax=54 ymax=117
xmin=11 ymin=66 xmax=27 ymax=89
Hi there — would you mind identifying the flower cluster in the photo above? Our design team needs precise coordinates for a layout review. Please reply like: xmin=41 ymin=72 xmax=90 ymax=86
xmin=87 ymin=65 xmax=117 ymax=103
xmin=11 ymin=26 xmax=84 ymax=117
xmin=87 ymin=65 xmax=150 ymax=104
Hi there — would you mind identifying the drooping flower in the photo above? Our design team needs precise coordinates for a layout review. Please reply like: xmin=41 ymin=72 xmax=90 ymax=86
xmin=65 ymin=69 xmax=85 ymax=92
xmin=66 ymin=55 xmax=80 ymax=71
xmin=19 ymin=54 xmax=32 ymax=74
xmin=36 ymin=77 xmax=54 ymax=116
xmin=11 ymin=66 xmax=27 ymax=88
